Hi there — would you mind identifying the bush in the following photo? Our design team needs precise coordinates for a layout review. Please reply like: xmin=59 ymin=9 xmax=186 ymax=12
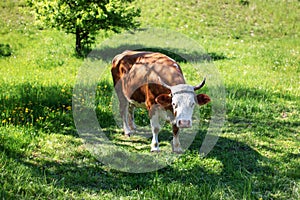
xmin=0 ymin=44 xmax=12 ymax=57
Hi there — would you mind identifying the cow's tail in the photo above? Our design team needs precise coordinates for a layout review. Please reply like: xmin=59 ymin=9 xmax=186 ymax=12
xmin=111 ymin=52 xmax=124 ymax=86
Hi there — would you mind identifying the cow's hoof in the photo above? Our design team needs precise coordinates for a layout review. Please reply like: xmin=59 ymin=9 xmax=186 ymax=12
xmin=151 ymin=149 xmax=160 ymax=153
xmin=124 ymin=133 xmax=131 ymax=137
xmin=124 ymin=130 xmax=136 ymax=137
xmin=172 ymin=148 xmax=183 ymax=154
xmin=150 ymin=146 xmax=160 ymax=153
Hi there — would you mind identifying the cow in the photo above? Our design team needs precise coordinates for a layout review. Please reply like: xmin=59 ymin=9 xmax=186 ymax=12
xmin=111 ymin=50 xmax=210 ymax=153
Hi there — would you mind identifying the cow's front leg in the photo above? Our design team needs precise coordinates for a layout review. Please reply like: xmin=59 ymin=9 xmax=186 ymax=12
xmin=172 ymin=125 xmax=183 ymax=153
xmin=150 ymin=109 xmax=161 ymax=152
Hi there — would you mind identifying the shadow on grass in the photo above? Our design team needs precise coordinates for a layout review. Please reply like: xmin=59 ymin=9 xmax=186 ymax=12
xmin=1 ymin=135 xmax=273 ymax=199
xmin=0 ymin=80 xmax=116 ymax=135
xmin=87 ymin=44 xmax=229 ymax=63
xmin=1 ymin=81 xmax=298 ymax=198
xmin=0 ymin=83 xmax=75 ymax=134
xmin=226 ymin=84 xmax=297 ymax=103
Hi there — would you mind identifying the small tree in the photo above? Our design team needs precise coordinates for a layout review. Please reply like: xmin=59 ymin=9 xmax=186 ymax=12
xmin=28 ymin=0 xmax=140 ymax=55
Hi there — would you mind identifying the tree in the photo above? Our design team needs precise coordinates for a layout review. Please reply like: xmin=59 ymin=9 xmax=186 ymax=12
xmin=28 ymin=0 xmax=140 ymax=55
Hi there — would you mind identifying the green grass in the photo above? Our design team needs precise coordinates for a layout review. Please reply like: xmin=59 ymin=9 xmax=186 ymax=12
xmin=1 ymin=0 xmax=299 ymax=199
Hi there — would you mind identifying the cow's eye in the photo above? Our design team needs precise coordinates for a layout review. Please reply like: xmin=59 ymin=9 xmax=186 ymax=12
xmin=172 ymin=102 xmax=177 ymax=109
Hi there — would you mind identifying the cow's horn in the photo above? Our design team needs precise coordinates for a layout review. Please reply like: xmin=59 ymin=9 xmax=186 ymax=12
xmin=194 ymin=77 xmax=206 ymax=91
xmin=157 ymin=77 xmax=171 ymax=89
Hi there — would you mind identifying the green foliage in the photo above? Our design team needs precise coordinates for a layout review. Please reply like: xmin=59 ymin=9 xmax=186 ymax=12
xmin=0 ymin=44 xmax=12 ymax=57
xmin=28 ymin=0 xmax=140 ymax=55
xmin=239 ymin=0 xmax=250 ymax=6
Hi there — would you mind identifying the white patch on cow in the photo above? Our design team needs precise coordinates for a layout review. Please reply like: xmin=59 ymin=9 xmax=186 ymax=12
xmin=169 ymin=84 xmax=196 ymax=128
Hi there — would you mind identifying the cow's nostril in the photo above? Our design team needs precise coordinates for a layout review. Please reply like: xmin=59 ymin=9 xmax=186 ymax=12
xmin=178 ymin=120 xmax=191 ymax=128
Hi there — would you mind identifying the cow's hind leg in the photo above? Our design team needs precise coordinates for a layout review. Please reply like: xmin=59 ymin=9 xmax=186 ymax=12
xmin=116 ymin=90 xmax=133 ymax=136
xmin=120 ymin=101 xmax=134 ymax=137
xmin=114 ymin=81 xmax=134 ymax=137
xmin=128 ymin=103 xmax=136 ymax=131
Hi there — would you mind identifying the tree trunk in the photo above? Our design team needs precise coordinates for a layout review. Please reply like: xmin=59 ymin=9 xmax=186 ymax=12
xmin=75 ymin=28 xmax=82 ymax=55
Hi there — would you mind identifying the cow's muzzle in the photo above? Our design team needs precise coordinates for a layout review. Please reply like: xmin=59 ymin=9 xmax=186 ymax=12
xmin=177 ymin=120 xmax=192 ymax=128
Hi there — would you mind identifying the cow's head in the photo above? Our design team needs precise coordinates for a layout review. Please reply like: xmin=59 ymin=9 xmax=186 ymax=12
xmin=156 ymin=78 xmax=210 ymax=128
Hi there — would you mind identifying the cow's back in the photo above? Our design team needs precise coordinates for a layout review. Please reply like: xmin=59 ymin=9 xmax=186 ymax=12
xmin=111 ymin=50 xmax=185 ymax=103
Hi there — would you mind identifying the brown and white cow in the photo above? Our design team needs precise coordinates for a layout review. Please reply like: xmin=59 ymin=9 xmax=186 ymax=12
xmin=111 ymin=50 xmax=210 ymax=153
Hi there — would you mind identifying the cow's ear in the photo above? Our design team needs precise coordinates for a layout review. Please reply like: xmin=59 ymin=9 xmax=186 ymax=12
xmin=155 ymin=94 xmax=172 ymax=107
xmin=196 ymin=94 xmax=211 ymax=105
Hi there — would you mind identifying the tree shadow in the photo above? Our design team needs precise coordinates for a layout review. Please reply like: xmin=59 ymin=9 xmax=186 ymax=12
xmin=0 ymin=79 xmax=119 ymax=135
xmin=0 ymin=83 xmax=76 ymax=135
xmin=87 ymin=44 xmax=229 ymax=63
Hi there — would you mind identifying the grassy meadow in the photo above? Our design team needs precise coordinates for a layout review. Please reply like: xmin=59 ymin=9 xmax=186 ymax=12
xmin=0 ymin=0 xmax=299 ymax=199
